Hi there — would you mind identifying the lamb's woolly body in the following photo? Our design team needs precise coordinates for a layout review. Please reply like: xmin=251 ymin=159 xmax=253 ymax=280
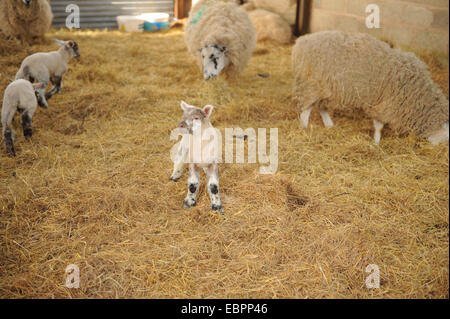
xmin=249 ymin=9 xmax=292 ymax=44
xmin=0 ymin=0 xmax=53 ymax=42
xmin=292 ymin=31 xmax=449 ymax=138
xmin=15 ymin=46 xmax=72 ymax=82
xmin=15 ymin=41 xmax=79 ymax=108
xmin=184 ymin=0 xmax=256 ymax=78
xmin=1 ymin=79 xmax=38 ymax=155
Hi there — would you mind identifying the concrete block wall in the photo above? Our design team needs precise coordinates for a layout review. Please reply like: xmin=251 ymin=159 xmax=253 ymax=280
xmin=310 ymin=0 xmax=449 ymax=54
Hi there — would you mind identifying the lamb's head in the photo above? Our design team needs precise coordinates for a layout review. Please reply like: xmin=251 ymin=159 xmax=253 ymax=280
xmin=177 ymin=101 xmax=214 ymax=134
xmin=427 ymin=120 xmax=449 ymax=146
xmin=200 ymin=45 xmax=228 ymax=80
xmin=55 ymin=39 xmax=81 ymax=58
xmin=22 ymin=0 xmax=33 ymax=8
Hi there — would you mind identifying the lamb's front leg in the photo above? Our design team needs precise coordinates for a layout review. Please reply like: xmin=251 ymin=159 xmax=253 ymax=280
xmin=184 ymin=164 xmax=200 ymax=208
xmin=205 ymin=164 xmax=223 ymax=213
xmin=170 ymin=143 xmax=186 ymax=182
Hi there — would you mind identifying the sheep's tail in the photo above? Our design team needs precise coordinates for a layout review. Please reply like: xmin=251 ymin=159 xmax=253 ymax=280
xmin=15 ymin=66 xmax=32 ymax=82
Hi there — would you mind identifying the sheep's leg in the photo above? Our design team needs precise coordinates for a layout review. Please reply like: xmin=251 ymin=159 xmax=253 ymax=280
xmin=320 ymin=110 xmax=334 ymax=128
xmin=300 ymin=107 xmax=312 ymax=128
xmin=2 ymin=110 xmax=16 ymax=156
xmin=205 ymin=164 xmax=223 ymax=213
xmin=373 ymin=120 xmax=384 ymax=145
xmin=36 ymin=80 xmax=49 ymax=108
xmin=184 ymin=164 xmax=200 ymax=208
xmin=21 ymin=111 xmax=34 ymax=139
xmin=45 ymin=76 xmax=62 ymax=100
xmin=170 ymin=144 xmax=186 ymax=182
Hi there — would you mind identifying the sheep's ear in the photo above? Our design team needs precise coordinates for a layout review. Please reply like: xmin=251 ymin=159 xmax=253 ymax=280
xmin=202 ymin=105 xmax=214 ymax=118
xmin=180 ymin=101 xmax=192 ymax=112
xmin=33 ymin=82 xmax=43 ymax=90
xmin=54 ymin=39 xmax=66 ymax=47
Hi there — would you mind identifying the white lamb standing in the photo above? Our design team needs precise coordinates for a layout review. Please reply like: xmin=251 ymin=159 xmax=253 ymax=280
xmin=184 ymin=0 xmax=256 ymax=80
xmin=0 ymin=0 xmax=53 ymax=44
xmin=15 ymin=39 xmax=80 ymax=108
xmin=1 ymin=79 xmax=43 ymax=156
xmin=292 ymin=31 xmax=449 ymax=145
xmin=170 ymin=101 xmax=224 ymax=213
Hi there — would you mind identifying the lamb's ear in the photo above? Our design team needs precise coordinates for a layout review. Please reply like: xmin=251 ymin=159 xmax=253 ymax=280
xmin=202 ymin=105 xmax=214 ymax=118
xmin=54 ymin=39 xmax=66 ymax=47
xmin=180 ymin=101 xmax=192 ymax=112
xmin=33 ymin=82 xmax=43 ymax=90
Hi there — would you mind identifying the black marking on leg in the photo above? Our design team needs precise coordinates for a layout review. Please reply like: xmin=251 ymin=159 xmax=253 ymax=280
xmin=211 ymin=204 xmax=222 ymax=211
xmin=210 ymin=184 xmax=218 ymax=195
xmin=22 ymin=114 xmax=32 ymax=138
xmin=4 ymin=129 xmax=15 ymax=156
xmin=189 ymin=183 xmax=198 ymax=194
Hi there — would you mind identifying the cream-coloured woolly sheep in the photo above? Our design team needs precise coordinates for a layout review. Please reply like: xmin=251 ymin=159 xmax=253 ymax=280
xmin=1 ymin=79 xmax=43 ymax=156
xmin=184 ymin=0 xmax=256 ymax=80
xmin=292 ymin=31 xmax=449 ymax=145
xmin=249 ymin=9 xmax=292 ymax=44
xmin=15 ymin=39 xmax=80 ymax=108
xmin=0 ymin=0 xmax=53 ymax=43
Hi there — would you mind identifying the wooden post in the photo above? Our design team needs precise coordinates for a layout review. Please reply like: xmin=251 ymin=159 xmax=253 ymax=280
xmin=294 ymin=0 xmax=312 ymax=37
xmin=175 ymin=0 xmax=185 ymax=19
xmin=175 ymin=0 xmax=192 ymax=19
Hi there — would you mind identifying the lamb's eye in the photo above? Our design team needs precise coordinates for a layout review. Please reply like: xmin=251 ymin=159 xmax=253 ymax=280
xmin=193 ymin=117 xmax=200 ymax=120
xmin=210 ymin=54 xmax=214 ymax=59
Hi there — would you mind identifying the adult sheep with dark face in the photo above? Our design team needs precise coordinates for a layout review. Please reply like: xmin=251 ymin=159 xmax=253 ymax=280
xmin=184 ymin=0 xmax=256 ymax=80
xmin=292 ymin=31 xmax=449 ymax=146
xmin=0 ymin=0 xmax=53 ymax=44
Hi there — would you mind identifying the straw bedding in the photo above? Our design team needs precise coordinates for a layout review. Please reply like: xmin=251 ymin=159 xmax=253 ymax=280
xmin=0 ymin=29 xmax=448 ymax=298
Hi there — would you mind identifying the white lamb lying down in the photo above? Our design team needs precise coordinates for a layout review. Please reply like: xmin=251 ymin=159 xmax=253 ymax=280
xmin=15 ymin=39 xmax=80 ymax=108
xmin=170 ymin=101 xmax=224 ymax=213
xmin=1 ymin=79 xmax=43 ymax=156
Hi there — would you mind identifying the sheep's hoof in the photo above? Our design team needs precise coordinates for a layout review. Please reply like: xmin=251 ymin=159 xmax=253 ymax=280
xmin=24 ymin=130 xmax=33 ymax=139
xmin=170 ymin=176 xmax=180 ymax=182
xmin=5 ymin=147 xmax=16 ymax=157
xmin=183 ymin=198 xmax=196 ymax=209
xmin=212 ymin=204 xmax=224 ymax=214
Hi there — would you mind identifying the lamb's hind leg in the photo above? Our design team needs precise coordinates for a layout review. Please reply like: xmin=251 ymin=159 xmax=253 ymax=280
xmin=373 ymin=119 xmax=384 ymax=145
xmin=36 ymin=79 xmax=49 ymax=108
xmin=205 ymin=164 xmax=223 ymax=213
xmin=184 ymin=164 xmax=200 ymax=208
xmin=45 ymin=76 xmax=62 ymax=101
xmin=2 ymin=111 xmax=16 ymax=156
xmin=21 ymin=110 xmax=35 ymax=139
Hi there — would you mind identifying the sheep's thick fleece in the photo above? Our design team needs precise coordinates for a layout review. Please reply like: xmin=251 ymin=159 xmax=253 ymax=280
xmin=0 ymin=0 xmax=53 ymax=42
xmin=184 ymin=0 xmax=256 ymax=78
xmin=292 ymin=31 xmax=449 ymax=138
